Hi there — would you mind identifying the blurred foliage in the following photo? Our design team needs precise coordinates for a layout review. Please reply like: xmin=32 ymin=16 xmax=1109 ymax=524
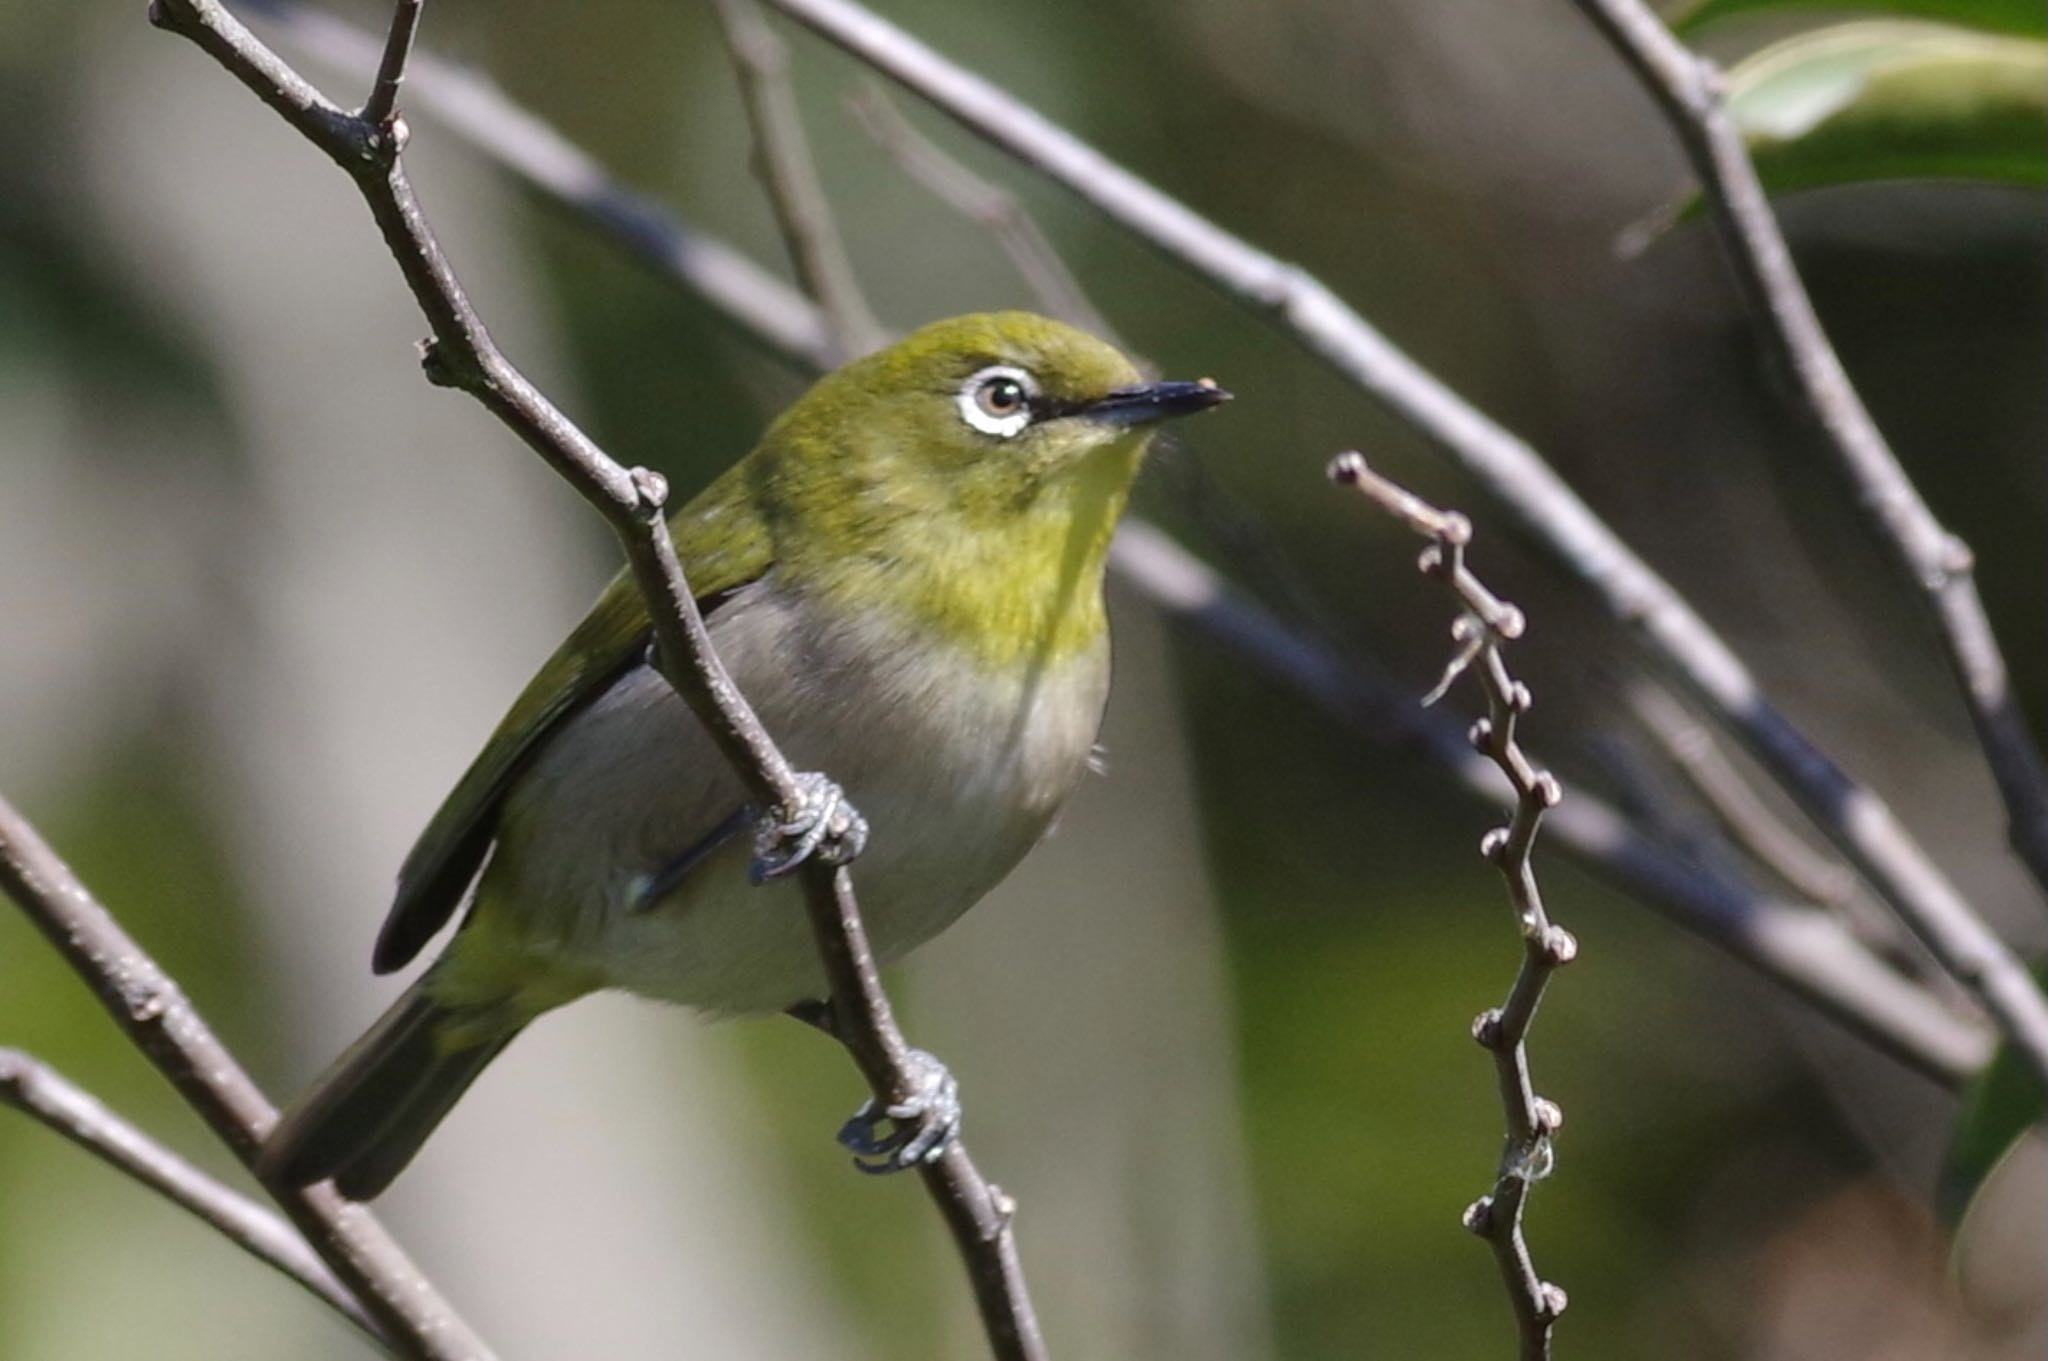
xmin=1724 ymin=21 xmax=2046 ymax=194
xmin=1940 ymin=960 xmax=2048 ymax=1226
xmin=1674 ymin=0 xmax=2045 ymax=36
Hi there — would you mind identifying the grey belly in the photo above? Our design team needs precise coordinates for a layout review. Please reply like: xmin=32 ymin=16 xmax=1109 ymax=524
xmin=473 ymin=581 xmax=1109 ymax=1014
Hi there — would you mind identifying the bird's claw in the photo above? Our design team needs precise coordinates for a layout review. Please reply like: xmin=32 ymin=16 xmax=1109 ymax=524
xmin=837 ymin=1048 xmax=961 ymax=1174
xmin=750 ymin=772 xmax=868 ymax=883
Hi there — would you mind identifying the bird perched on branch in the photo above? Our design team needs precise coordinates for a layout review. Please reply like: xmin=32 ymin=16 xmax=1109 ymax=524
xmin=261 ymin=311 xmax=1230 ymax=1199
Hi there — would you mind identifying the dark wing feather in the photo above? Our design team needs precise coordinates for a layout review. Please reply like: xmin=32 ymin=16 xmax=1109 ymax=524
xmin=372 ymin=462 xmax=774 ymax=974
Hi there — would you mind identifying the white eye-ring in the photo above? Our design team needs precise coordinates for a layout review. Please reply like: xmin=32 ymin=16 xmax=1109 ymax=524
xmin=956 ymin=365 xmax=1037 ymax=438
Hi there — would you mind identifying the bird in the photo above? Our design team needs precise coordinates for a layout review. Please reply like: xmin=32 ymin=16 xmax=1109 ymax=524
xmin=259 ymin=311 xmax=1230 ymax=1200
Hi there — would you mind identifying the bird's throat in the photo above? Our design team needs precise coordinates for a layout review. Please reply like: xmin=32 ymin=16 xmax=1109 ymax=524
xmin=812 ymin=453 xmax=1132 ymax=672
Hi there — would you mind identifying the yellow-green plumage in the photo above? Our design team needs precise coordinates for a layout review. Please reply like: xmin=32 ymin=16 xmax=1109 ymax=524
xmin=260 ymin=312 xmax=1226 ymax=1200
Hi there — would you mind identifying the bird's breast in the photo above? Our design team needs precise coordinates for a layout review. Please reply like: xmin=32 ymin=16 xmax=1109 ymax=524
xmin=484 ymin=575 xmax=1111 ymax=1013
xmin=730 ymin=577 xmax=1112 ymax=891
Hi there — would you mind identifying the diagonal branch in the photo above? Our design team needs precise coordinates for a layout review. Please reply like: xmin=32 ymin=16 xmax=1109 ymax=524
xmin=1332 ymin=453 xmax=1572 ymax=1360
xmin=1565 ymin=0 xmax=2048 ymax=912
xmin=147 ymin=3 xmax=1042 ymax=1356
xmin=0 ymin=1048 xmax=381 ymax=1346
xmin=0 ymin=792 xmax=486 ymax=1360
xmin=708 ymin=0 xmax=886 ymax=360
xmin=750 ymin=0 xmax=2048 ymax=1095
xmin=233 ymin=0 xmax=1987 ymax=1086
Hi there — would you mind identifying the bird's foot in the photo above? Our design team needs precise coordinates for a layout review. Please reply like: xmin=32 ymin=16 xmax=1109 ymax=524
xmin=749 ymin=772 xmax=868 ymax=883
xmin=837 ymin=1048 xmax=961 ymax=1174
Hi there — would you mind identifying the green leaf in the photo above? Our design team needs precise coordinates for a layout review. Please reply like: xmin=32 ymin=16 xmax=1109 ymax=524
xmin=1724 ymin=21 xmax=2048 ymax=195
xmin=1939 ymin=961 xmax=2047 ymax=1227
xmin=1673 ymin=0 xmax=2044 ymax=38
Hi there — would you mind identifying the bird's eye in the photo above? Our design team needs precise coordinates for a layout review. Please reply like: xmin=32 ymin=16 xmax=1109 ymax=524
xmin=979 ymin=378 xmax=1026 ymax=417
xmin=957 ymin=365 xmax=1037 ymax=438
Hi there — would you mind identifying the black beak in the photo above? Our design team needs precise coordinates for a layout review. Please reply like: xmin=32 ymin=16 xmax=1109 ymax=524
xmin=1078 ymin=378 xmax=1232 ymax=427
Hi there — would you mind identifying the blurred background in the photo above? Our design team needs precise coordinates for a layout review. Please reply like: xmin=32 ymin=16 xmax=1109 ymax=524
xmin=1 ymin=0 xmax=2043 ymax=1357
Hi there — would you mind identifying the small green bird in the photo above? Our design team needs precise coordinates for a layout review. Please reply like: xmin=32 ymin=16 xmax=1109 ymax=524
xmin=261 ymin=312 xmax=1229 ymax=1199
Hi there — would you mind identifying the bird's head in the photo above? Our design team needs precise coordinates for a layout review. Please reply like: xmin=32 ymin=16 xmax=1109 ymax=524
xmin=763 ymin=311 xmax=1229 ymax=526
xmin=747 ymin=312 xmax=1228 ymax=661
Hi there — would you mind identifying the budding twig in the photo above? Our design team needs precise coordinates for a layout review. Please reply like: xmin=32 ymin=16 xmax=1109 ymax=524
xmin=1331 ymin=452 xmax=1571 ymax=1361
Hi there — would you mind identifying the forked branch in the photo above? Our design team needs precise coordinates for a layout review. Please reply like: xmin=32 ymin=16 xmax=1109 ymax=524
xmin=0 ymin=792 xmax=479 ymax=1359
xmin=146 ymin=1 xmax=1042 ymax=1356
xmin=1331 ymin=453 xmax=1571 ymax=1360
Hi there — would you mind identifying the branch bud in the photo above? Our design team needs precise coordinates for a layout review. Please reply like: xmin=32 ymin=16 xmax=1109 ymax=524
xmin=629 ymin=466 xmax=670 ymax=514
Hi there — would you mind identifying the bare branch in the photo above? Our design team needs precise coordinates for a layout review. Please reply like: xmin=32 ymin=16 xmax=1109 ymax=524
xmin=0 ymin=793 xmax=485 ymax=1359
xmin=708 ymin=0 xmax=886 ymax=360
xmin=1332 ymin=453 xmax=1571 ymax=1357
xmin=848 ymin=85 xmax=1120 ymax=347
xmin=148 ymin=2 xmax=1042 ymax=1355
xmin=0 ymin=1049 xmax=381 ymax=1345
xmin=1564 ymin=0 xmax=2048 ymax=910
xmin=751 ymin=0 xmax=2048 ymax=1099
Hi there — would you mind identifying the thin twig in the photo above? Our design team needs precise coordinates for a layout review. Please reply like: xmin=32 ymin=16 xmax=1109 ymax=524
xmin=1625 ymin=681 xmax=1857 ymax=911
xmin=0 ymin=793 xmax=485 ymax=1360
xmin=1620 ymin=681 xmax=1964 ymax=998
xmin=0 ymin=1048 xmax=382 ymax=1345
xmin=753 ymin=0 xmax=2048 ymax=1097
xmin=708 ymin=0 xmax=886 ymax=360
xmin=847 ymin=84 xmax=1120 ymax=347
xmin=357 ymin=0 xmax=417 ymax=127
xmin=231 ymin=1 xmax=1985 ymax=1085
xmin=148 ymin=3 xmax=1042 ymax=1356
xmin=1330 ymin=452 xmax=1570 ymax=1359
xmin=1565 ymin=0 xmax=2048 ymax=912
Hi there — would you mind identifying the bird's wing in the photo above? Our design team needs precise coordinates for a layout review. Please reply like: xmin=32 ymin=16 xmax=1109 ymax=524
xmin=372 ymin=470 xmax=773 ymax=974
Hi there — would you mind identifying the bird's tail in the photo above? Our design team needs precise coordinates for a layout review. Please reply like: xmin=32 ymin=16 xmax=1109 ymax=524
xmin=258 ymin=976 xmax=522 ymax=1201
